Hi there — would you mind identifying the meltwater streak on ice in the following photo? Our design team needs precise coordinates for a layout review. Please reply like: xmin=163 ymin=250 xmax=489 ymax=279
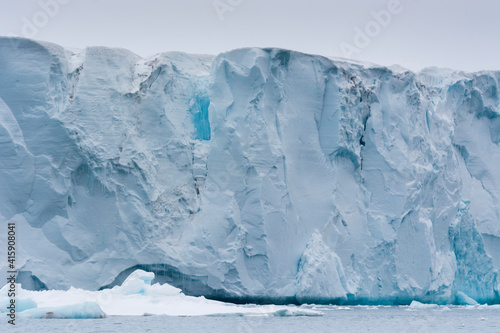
xmin=0 ymin=37 xmax=499 ymax=305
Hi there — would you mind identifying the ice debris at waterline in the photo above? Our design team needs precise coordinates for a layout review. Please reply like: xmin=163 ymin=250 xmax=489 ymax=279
xmin=0 ymin=270 xmax=321 ymax=318
xmin=0 ymin=37 xmax=500 ymax=304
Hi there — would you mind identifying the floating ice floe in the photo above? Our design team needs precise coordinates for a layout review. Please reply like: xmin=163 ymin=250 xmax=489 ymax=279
xmin=0 ymin=298 xmax=37 ymax=313
xmin=19 ymin=302 xmax=106 ymax=319
xmin=408 ymin=301 xmax=439 ymax=309
xmin=0 ymin=270 xmax=322 ymax=318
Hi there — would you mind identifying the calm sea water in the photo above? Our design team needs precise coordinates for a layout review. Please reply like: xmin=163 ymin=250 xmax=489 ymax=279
xmin=3 ymin=306 xmax=500 ymax=333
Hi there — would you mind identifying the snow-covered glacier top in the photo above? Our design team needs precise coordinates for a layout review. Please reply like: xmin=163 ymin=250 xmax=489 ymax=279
xmin=0 ymin=37 xmax=499 ymax=305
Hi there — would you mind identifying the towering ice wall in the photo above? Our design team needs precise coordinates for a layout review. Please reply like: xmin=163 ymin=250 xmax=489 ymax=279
xmin=0 ymin=37 xmax=499 ymax=304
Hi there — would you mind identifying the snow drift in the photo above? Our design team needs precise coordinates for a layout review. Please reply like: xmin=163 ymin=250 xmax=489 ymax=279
xmin=0 ymin=37 xmax=499 ymax=305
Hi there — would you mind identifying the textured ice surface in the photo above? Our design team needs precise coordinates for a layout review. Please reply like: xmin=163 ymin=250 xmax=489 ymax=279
xmin=455 ymin=291 xmax=479 ymax=306
xmin=0 ymin=37 xmax=499 ymax=304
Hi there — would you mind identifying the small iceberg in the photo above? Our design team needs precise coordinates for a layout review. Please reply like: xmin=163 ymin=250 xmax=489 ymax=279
xmin=0 ymin=270 xmax=323 ymax=318
xmin=408 ymin=301 xmax=439 ymax=309
xmin=0 ymin=298 xmax=37 ymax=313
xmin=19 ymin=302 xmax=106 ymax=319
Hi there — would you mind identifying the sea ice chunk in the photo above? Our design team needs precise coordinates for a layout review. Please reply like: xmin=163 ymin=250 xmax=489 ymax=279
xmin=19 ymin=302 xmax=106 ymax=319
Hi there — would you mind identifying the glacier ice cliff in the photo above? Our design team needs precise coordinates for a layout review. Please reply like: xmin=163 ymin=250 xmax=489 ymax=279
xmin=0 ymin=37 xmax=499 ymax=305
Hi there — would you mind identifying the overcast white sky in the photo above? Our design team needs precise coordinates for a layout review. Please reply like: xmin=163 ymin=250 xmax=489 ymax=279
xmin=0 ymin=0 xmax=499 ymax=72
